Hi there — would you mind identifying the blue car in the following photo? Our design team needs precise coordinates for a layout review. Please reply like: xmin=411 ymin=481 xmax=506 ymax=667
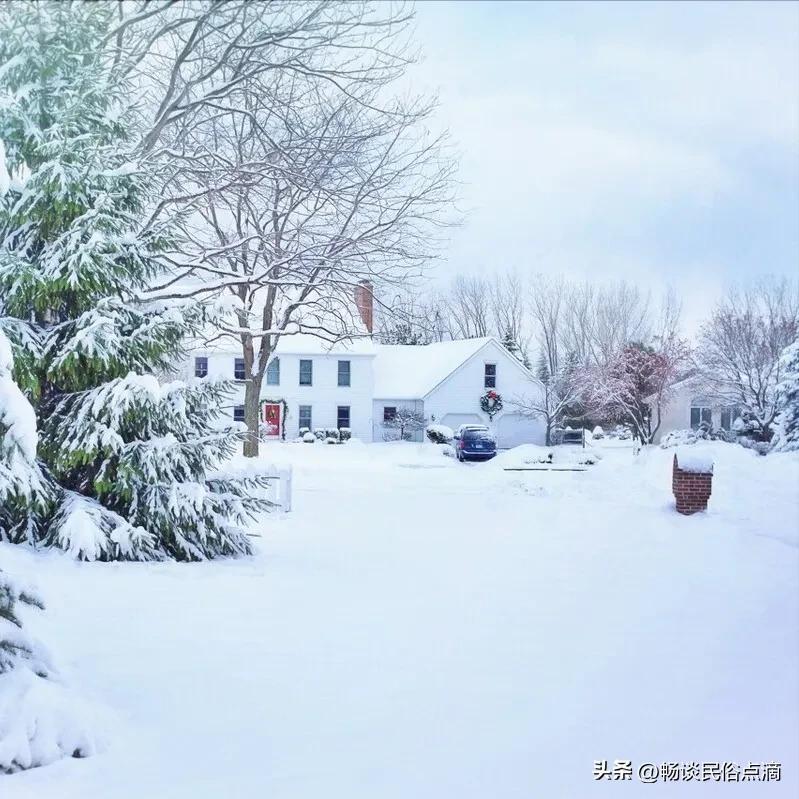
xmin=453 ymin=426 xmax=497 ymax=461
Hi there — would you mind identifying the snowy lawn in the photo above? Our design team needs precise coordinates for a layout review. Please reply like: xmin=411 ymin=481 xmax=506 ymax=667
xmin=3 ymin=440 xmax=798 ymax=798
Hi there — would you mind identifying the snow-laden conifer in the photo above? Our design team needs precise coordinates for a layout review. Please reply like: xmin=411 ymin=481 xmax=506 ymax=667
xmin=0 ymin=2 xmax=272 ymax=560
xmin=773 ymin=340 xmax=799 ymax=453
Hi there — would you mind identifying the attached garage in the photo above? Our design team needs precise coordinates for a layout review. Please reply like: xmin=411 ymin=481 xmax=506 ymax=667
xmin=493 ymin=412 xmax=545 ymax=449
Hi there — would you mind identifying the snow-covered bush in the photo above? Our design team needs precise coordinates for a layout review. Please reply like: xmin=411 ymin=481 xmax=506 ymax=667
xmin=302 ymin=432 xmax=316 ymax=444
xmin=298 ymin=427 xmax=310 ymax=438
xmin=591 ymin=425 xmax=605 ymax=440
xmin=0 ymin=570 xmax=101 ymax=773
xmin=426 ymin=424 xmax=454 ymax=444
xmin=313 ymin=428 xmax=327 ymax=441
xmin=0 ymin=4 xmax=273 ymax=561
xmin=738 ymin=438 xmax=771 ymax=456
xmin=608 ymin=424 xmax=632 ymax=440
xmin=339 ymin=427 xmax=352 ymax=442
xmin=660 ymin=429 xmax=706 ymax=448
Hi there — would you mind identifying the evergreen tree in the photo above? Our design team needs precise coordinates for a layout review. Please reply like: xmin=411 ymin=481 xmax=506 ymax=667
xmin=0 ymin=2 xmax=271 ymax=561
xmin=501 ymin=328 xmax=519 ymax=358
xmin=773 ymin=340 xmax=799 ymax=452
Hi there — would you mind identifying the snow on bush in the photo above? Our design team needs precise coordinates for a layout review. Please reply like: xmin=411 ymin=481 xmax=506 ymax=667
xmin=675 ymin=448 xmax=714 ymax=473
xmin=0 ymin=569 xmax=103 ymax=774
xmin=591 ymin=425 xmax=604 ymax=439
xmin=339 ymin=427 xmax=352 ymax=442
xmin=302 ymin=432 xmax=316 ymax=444
xmin=425 ymin=424 xmax=454 ymax=444
xmin=660 ymin=429 xmax=706 ymax=448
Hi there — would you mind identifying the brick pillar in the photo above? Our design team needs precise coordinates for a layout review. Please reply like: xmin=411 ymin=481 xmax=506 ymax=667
xmin=672 ymin=454 xmax=713 ymax=515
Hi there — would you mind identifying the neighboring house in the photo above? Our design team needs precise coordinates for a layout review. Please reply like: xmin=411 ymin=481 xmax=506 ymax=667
xmin=373 ymin=338 xmax=545 ymax=446
xmin=181 ymin=288 xmax=545 ymax=446
xmin=650 ymin=378 xmax=740 ymax=443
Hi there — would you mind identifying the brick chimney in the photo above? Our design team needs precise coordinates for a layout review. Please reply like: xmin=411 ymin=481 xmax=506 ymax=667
xmin=354 ymin=280 xmax=374 ymax=333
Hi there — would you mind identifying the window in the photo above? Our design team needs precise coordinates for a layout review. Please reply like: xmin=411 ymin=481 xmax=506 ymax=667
xmin=484 ymin=363 xmax=496 ymax=388
xmin=266 ymin=357 xmax=280 ymax=386
xmin=690 ymin=406 xmax=712 ymax=430
xmin=299 ymin=359 xmax=313 ymax=386
xmin=337 ymin=360 xmax=351 ymax=387
xmin=233 ymin=405 xmax=245 ymax=423
xmin=383 ymin=406 xmax=397 ymax=423
xmin=337 ymin=405 xmax=350 ymax=429
xmin=298 ymin=405 xmax=312 ymax=431
xmin=720 ymin=407 xmax=735 ymax=431
xmin=194 ymin=356 xmax=208 ymax=378
xmin=234 ymin=357 xmax=246 ymax=381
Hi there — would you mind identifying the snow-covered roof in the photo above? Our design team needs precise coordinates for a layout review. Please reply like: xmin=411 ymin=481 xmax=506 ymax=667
xmin=373 ymin=337 xmax=496 ymax=399
xmin=192 ymin=332 xmax=377 ymax=357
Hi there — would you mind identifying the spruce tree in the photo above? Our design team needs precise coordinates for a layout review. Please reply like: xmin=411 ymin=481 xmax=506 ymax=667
xmin=773 ymin=340 xmax=799 ymax=452
xmin=0 ymin=2 xmax=271 ymax=561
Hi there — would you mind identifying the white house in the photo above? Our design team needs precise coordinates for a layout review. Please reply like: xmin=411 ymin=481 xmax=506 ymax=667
xmin=372 ymin=337 xmax=545 ymax=446
xmin=651 ymin=378 xmax=740 ymax=443
xmin=179 ymin=281 xmax=546 ymax=446
xmin=184 ymin=334 xmax=377 ymax=442
xmin=183 ymin=334 xmax=546 ymax=447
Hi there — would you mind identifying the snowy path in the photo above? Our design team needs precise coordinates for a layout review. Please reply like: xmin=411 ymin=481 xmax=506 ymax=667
xmin=3 ymin=443 xmax=798 ymax=798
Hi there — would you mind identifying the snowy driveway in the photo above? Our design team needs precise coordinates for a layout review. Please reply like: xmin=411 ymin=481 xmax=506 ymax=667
xmin=4 ymin=442 xmax=798 ymax=798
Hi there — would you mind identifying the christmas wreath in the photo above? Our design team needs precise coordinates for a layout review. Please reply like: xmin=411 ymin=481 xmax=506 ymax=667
xmin=480 ymin=389 xmax=503 ymax=419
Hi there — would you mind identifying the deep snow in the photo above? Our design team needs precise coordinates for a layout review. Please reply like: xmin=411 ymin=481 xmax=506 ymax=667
xmin=2 ymin=440 xmax=797 ymax=797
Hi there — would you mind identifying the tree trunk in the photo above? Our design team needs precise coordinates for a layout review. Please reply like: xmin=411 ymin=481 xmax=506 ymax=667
xmin=545 ymin=420 xmax=552 ymax=447
xmin=243 ymin=375 xmax=263 ymax=458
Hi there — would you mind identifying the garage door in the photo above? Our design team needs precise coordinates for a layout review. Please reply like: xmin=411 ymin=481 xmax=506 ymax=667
xmin=494 ymin=412 xmax=545 ymax=449
xmin=440 ymin=413 xmax=484 ymax=433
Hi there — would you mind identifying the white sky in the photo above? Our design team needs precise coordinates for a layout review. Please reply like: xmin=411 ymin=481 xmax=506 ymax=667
xmin=405 ymin=1 xmax=799 ymax=332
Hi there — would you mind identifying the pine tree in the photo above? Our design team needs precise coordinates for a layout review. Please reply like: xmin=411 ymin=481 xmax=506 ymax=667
xmin=501 ymin=328 xmax=519 ymax=358
xmin=773 ymin=340 xmax=799 ymax=452
xmin=0 ymin=331 xmax=46 ymax=543
xmin=0 ymin=2 xmax=272 ymax=561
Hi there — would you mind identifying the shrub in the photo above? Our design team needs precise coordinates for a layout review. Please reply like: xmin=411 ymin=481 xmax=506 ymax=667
xmin=339 ymin=427 xmax=352 ymax=442
xmin=313 ymin=428 xmax=326 ymax=441
xmin=738 ymin=437 xmax=770 ymax=456
xmin=302 ymin=432 xmax=316 ymax=443
xmin=591 ymin=425 xmax=604 ymax=439
xmin=426 ymin=424 xmax=454 ymax=444
xmin=299 ymin=427 xmax=310 ymax=437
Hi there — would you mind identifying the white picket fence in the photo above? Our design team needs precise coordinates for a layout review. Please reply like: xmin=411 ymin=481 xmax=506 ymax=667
xmin=263 ymin=465 xmax=293 ymax=512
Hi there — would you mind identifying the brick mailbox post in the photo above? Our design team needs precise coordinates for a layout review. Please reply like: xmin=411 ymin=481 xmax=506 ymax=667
xmin=672 ymin=450 xmax=714 ymax=515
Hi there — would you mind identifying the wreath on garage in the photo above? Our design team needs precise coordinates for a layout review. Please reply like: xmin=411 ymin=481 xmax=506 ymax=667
xmin=480 ymin=389 xmax=503 ymax=420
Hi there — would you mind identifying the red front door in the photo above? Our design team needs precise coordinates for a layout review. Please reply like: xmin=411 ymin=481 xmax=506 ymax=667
xmin=262 ymin=403 xmax=281 ymax=436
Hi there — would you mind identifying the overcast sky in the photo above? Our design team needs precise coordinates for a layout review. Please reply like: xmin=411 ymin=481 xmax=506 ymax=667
xmin=407 ymin=1 xmax=799 ymax=331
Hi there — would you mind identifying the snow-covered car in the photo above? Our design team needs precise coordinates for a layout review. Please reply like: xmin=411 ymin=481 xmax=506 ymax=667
xmin=453 ymin=426 xmax=497 ymax=461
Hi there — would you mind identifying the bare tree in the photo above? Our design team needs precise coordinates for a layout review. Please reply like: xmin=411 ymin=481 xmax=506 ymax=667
xmin=383 ymin=407 xmax=426 ymax=441
xmin=445 ymin=275 xmax=491 ymax=339
xmin=562 ymin=281 xmax=651 ymax=367
xmin=490 ymin=271 xmax=529 ymax=361
xmin=528 ymin=274 xmax=567 ymax=377
xmin=141 ymin=27 xmax=454 ymax=455
xmin=511 ymin=357 xmax=584 ymax=446
xmin=693 ymin=277 xmax=799 ymax=440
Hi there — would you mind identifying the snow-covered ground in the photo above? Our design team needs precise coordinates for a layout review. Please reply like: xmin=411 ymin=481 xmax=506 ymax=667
xmin=3 ymin=440 xmax=798 ymax=797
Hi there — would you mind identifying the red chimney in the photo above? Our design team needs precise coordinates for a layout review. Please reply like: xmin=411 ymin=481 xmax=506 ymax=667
xmin=354 ymin=280 xmax=374 ymax=333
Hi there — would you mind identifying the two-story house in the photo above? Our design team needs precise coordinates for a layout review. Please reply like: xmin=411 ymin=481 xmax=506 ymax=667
xmin=182 ymin=287 xmax=547 ymax=447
